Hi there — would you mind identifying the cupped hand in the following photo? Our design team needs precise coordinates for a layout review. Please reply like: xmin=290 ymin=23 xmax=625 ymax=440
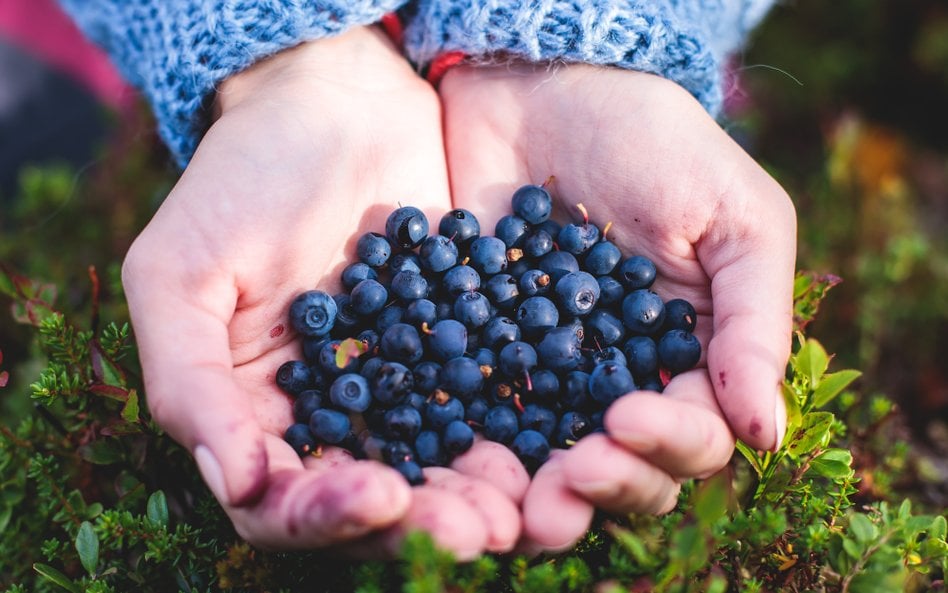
xmin=121 ymin=27 xmax=524 ymax=559
xmin=439 ymin=63 xmax=797 ymax=551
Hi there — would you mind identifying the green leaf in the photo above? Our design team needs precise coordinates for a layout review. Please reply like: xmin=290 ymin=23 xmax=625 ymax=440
xmin=787 ymin=411 xmax=834 ymax=458
xmin=930 ymin=515 xmax=947 ymax=541
xmin=33 ymin=563 xmax=81 ymax=593
xmin=782 ymin=383 xmax=803 ymax=435
xmin=90 ymin=341 xmax=126 ymax=387
xmin=842 ymin=537 xmax=864 ymax=560
xmin=795 ymin=339 xmax=829 ymax=389
xmin=848 ymin=513 xmax=877 ymax=544
xmin=808 ymin=448 xmax=854 ymax=479
xmin=122 ymin=389 xmax=140 ymax=423
xmin=146 ymin=490 xmax=169 ymax=527
xmin=693 ymin=471 xmax=730 ymax=527
xmin=812 ymin=369 xmax=861 ymax=408
xmin=898 ymin=498 xmax=912 ymax=520
xmin=336 ymin=338 xmax=368 ymax=369
xmin=78 ymin=440 xmax=124 ymax=465
xmin=75 ymin=521 xmax=99 ymax=575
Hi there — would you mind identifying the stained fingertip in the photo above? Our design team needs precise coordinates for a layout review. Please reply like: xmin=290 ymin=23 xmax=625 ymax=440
xmin=451 ymin=440 xmax=530 ymax=503
xmin=522 ymin=454 xmax=594 ymax=552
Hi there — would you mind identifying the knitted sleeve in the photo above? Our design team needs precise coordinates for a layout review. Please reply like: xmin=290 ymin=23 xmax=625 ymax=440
xmin=403 ymin=0 xmax=776 ymax=116
xmin=57 ymin=0 xmax=410 ymax=167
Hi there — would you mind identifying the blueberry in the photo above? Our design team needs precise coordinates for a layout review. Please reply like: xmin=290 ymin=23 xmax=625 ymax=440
xmin=288 ymin=290 xmax=337 ymax=338
xmin=622 ymin=289 xmax=666 ymax=335
xmin=519 ymin=405 xmax=557 ymax=440
xmin=588 ymin=362 xmax=637 ymax=406
xmin=663 ymin=298 xmax=698 ymax=332
xmin=426 ymin=391 xmax=465 ymax=429
xmin=617 ymin=255 xmax=657 ymax=290
xmin=389 ymin=251 xmax=423 ymax=275
xmin=442 ymin=420 xmax=475 ymax=456
xmin=522 ymin=229 xmax=554 ymax=259
xmin=359 ymin=356 xmax=385 ymax=381
xmin=539 ymin=250 xmax=580 ymax=283
xmin=415 ymin=430 xmax=446 ymax=467
xmin=370 ymin=362 xmax=415 ymax=406
xmin=483 ymin=274 xmax=520 ymax=310
xmin=555 ymin=411 xmax=592 ymax=447
xmin=384 ymin=404 xmax=423 ymax=441
xmin=384 ymin=440 xmax=415 ymax=465
xmin=439 ymin=208 xmax=480 ymax=250
xmin=341 ymin=262 xmax=379 ymax=290
xmin=519 ymin=269 xmax=552 ymax=297
xmin=557 ymin=222 xmax=600 ymax=255
xmin=292 ymin=389 xmax=323 ymax=423
xmin=623 ymin=336 xmax=659 ymax=378
xmin=526 ymin=369 xmax=560 ymax=401
xmin=394 ymin=460 xmax=425 ymax=486
xmin=516 ymin=296 xmax=560 ymax=340
xmin=449 ymin=291 xmax=489 ymax=330
xmin=482 ymin=316 xmax=522 ymax=349
xmin=276 ymin=360 xmax=313 ymax=395
xmin=350 ymin=279 xmax=388 ymax=317
xmin=284 ymin=423 xmax=316 ymax=456
xmin=355 ymin=329 xmax=380 ymax=357
xmin=499 ymin=341 xmax=538 ymax=378
xmin=511 ymin=184 xmax=553 ymax=225
xmin=309 ymin=409 xmax=351 ymax=444
xmin=510 ymin=430 xmax=550 ymax=473
xmin=377 ymin=323 xmax=422 ymax=365
xmin=375 ymin=304 xmax=405 ymax=334
xmin=591 ymin=345 xmax=627 ymax=368
xmin=484 ymin=405 xmax=519 ymax=444
xmin=302 ymin=336 xmax=331 ymax=364
xmin=329 ymin=373 xmax=372 ymax=412
xmin=442 ymin=265 xmax=481 ymax=296
xmin=426 ymin=319 xmax=468 ymax=362
xmin=317 ymin=339 xmax=359 ymax=377
xmin=390 ymin=270 xmax=429 ymax=303
xmin=473 ymin=347 xmax=497 ymax=369
xmin=440 ymin=356 xmax=485 ymax=401
xmin=386 ymin=206 xmax=429 ymax=249
xmin=657 ymin=329 xmax=702 ymax=374
xmin=331 ymin=293 xmax=360 ymax=335
xmin=469 ymin=236 xmax=508 ymax=275
xmin=555 ymin=271 xmax=601 ymax=317
xmin=419 ymin=234 xmax=459 ymax=273
xmin=584 ymin=309 xmax=626 ymax=347
xmin=495 ymin=214 xmax=531 ymax=248
xmin=407 ymin=391 xmax=427 ymax=412
xmin=535 ymin=326 xmax=583 ymax=373
xmin=356 ymin=232 xmax=392 ymax=267
xmin=404 ymin=298 xmax=438 ymax=329
xmin=465 ymin=397 xmax=490 ymax=425
xmin=535 ymin=219 xmax=562 ymax=241
xmin=412 ymin=361 xmax=442 ymax=396
xmin=596 ymin=275 xmax=625 ymax=307
xmin=561 ymin=371 xmax=592 ymax=410
xmin=584 ymin=240 xmax=622 ymax=275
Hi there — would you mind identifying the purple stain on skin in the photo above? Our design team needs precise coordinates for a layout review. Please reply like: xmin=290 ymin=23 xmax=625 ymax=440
xmin=231 ymin=444 xmax=269 ymax=507
xmin=718 ymin=371 xmax=727 ymax=388
xmin=270 ymin=324 xmax=285 ymax=338
xmin=749 ymin=419 xmax=762 ymax=438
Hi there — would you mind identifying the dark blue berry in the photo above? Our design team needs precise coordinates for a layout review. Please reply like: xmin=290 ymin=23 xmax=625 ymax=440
xmin=292 ymin=389 xmax=323 ymax=423
xmin=412 ymin=361 xmax=442 ymax=395
xmin=440 ymin=356 xmax=485 ymax=401
xmin=511 ymin=430 xmax=551 ymax=473
xmin=375 ymin=305 xmax=405 ymax=334
xmin=442 ymin=420 xmax=475 ymax=456
xmin=561 ymin=371 xmax=592 ymax=410
xmin=484 ymin=405 xmax=519 ymax=444
xmin=355 ymin=329 xmax=380 ymax=357
xmin=535 ymin=219 xmax=562 ymax=241
xmin=415 ymin=430 xmax=446 ymax=467
xmin=499 ymin=341 xmax=538 ymax=378
xmin=384 ymin=440 xmax=415 ymax=465
xmin=317 ymin=339 xmax=359 ymax=376
xmin=302 ymin=336 xmax=331 ymax=364
xmin=617 ymin=255 xmax=657 ymax=290
xmin=473 ymin=347 xmax=497 ymax=369
xmin=356 ymin=232 xmax=392 ymax=267
xmin=439 ymin=208 xmax=480 ymax=250
xmin=329 ymin=373 xmax=372 ymax=412
xmin=658 ymin=329 xmax=702 ymax=374
xmin=519 ymin=269 xmax=552 ymax=297
xmin=289 ymin=290 xmax=337 ymax=338
xmin=359 ymin=356 xmax=385 ymax=381
xmin=426 ymin=391 xmax=465 ymax=429
xmin=453 ymin=292 xmax=491 ymax=329
xmin=276 ymin=360 xmax=313 ymax=395
xmin=495 ymin=215 xmax=531 ymax=248
xmin=596 ymin=275 xmax=625 ymax=307
xmin=469 ymin=236 xmax=508 ymax=275
xmin=511 ymin=184 xmax=553 ymax=225
xmin=379 ymin=323 xmax=423 ymax=364
xmin=389 ymin=251 xmax=423 ymax=275
xmin=663 ymin=298 xmax=698 ymax=332
xmin=516 ymin=296 xmax=560 ymax=340
xmin=585 ymin=309 xmax=626 ymax=347
xmin=426 ymin=319 xmax=468 ymax=362
xmin=442 ymin=265 xmax=481 ymax=296
xmin=588 ymin=362 xmax=637 ymax=406
xmin=622 ymin=289 xmax=666 ymax=335
xmin=483 ymin=274 xmax=520 ymax=310
xmin=535 ymin=326 xmax=583 ymax=373
xmin=350 ymin=279 xmax=388 ymax=317
xmin=519 ymin=405 xmax=557 ymax=440
xmin=386 ymin=206 xmax=429 ymax=249
xmin=384 ymin=404 xmax=423 ymax=441
xmin=394 ymin=460 xmax=425 ymax=485
xmin=284 ymin=423 xmax=316 ymax=456
xmin=404 ymin=298 xmax=438 ymax=329
xmin=523 ymin=229 xmax=554 ymax=259
xmin=309 ymin=409 xmax=351 ymax=444
xmin=341 ymin=262 xmax=379 ymax=290
xmin=558 ymin=221 xmax=600 ymax=255
xmin=555 ymin=271 xmax=600 ymax=317
xmin=370 ymin=362 xmax=415 ymax=406
xmin=419 ymin=234 xmax=459 ymax=273
xmin=482 ymin=316 xmax=522 ymax=349
xmin=584 ymin=240 xmax=622 ymax=275
xmin=390 ymin=270 xmax=429 ymax=303
xmin=555 ymin=411 xmax=592 ymax=447
xmin=623 ymin=336 xmax=659 ymax=378
xmin=591 ymin=345 xmax=627 ymax=368
xmin=526 ymin=369 xmax=560 ymax=401
xmin=465 ymin=397 xmax=490 ymax=425
xmin=539 ymin=250 xmax=580 ymax=283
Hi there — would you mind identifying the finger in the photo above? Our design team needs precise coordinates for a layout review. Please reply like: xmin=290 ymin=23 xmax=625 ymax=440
xmin=227 ymin=449 xmax=412 ymax=550
xmin=424 ymin=467 xmax=522 ymax=553
xmin=521 ymin=451 xmax=595 ymax=552
xmin=450 ymin=439 xmax=531 ymax=504
xmin=698 ymin=172 xmax=796 ymax=451
xmin=560 ymin=433 xmax=680 ymax=516
xmin=604 ymin=372 xmax=735 ymax=479
xmin=123 ymin=243 xmax=269 ymax=507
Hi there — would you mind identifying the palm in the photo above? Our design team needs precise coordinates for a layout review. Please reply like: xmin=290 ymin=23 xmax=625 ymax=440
xmin=440 ymin=63 xmax=796 ymax=548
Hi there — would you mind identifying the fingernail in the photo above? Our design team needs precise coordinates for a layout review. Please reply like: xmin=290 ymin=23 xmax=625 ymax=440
xmin=773 ymin=392 xmax=787 ymax=452
xmin=569 ymin=479 xmax=621 ymax=499
xmin=194 ymin=445 xmax=229 ymax=505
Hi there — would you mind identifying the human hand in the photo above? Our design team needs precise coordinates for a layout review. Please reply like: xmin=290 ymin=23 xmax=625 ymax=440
xmin=121 ymin=27 xmax=525 ymax=559
xmin=439 ymin=63 xmax=796 ymax=551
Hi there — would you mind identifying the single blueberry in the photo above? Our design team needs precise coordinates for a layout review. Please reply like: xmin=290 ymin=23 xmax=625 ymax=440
xmin=663 ymin=298 xmax=698 ymax=332
xmin=596 ymin=275 xmax=625 ymax=307
xmin=341 ymin=262 xmax=379 ymax=290
xmin=584 ymin=240 xmax=622 ymax=275
xmin=440 ymin=356 xmax=485 ymax=401
xmin=356 ymin=232 xmax=392 ymax=267
xmin=370 ymin=362 xmax=415 ymax=406
xmin=482 ymin=316 xmax=522 ymax=350
xmin=415 ymin=430 xmax=446 ymax=467
xmin=380 ymin=323 xmax=424 ymax=365
xmin=390 ymin=270 xmax=429 ymax=303
xmin=523 ymin=229 xmax=554 ymax=259
xmin=495 ymin=214 xmax=531 ymax=248
xmin=511 ymin=184 xmax=553 ymax=225
xmin=519 ymin=405 xmax=557 ymax=440
xmin=426 ymin=319 xmax=468 ymax=362
xmin=288 ymin=290 xmax=337 ymax=338
xmin=484 ymin=405 xmax=519 ymax=444
xmin=519 ymin=269 xmax=552 ymax=297
xmin=442 ymin=420 xmax=475 ymax=457
xmin=588 ymin=362 xmax=637 ymax=406
xmin=511 ymin=429 xmax=551 ymax=473
xmin=384 ymin=404 xmax=424 ymax=442
xmin=584 ymin=309 xmax=626 ymax=347
xmin=442 ymin=264 xmax=481 ymax=296
xmin=394 ymin=460 xmax=425 ymax=485
xmin=329 ymin=373 xmax=372 ymax=412
xmin=389 ymin=251 xmax=423 ymax=275
xmin=350 ymin=279 xmax=388 ymax=317
xmin=386 ymin=206 xmax=429 ymax=249
xmin=276 ymin=360 xmax=313 ymax=395
xmin=439 ymin=208 xmax=480 ymax=250
xmin=555 ymin=411 xmax=592 ymax=447
xmin=539 ymin=250 xmax=580 ymax=283
xmin=454 ymin=291 xmax=491 ymax=329
xmin=375 ymin=304 xmax=405 ymax=334
xmin=284 ymin=423 xmax=316 ymax=456
xmin=404 ymin=298 xmax=438 ymax=329
xmin=292 ymin=389 xmax=323 ymax=423
xmin=469 ymin=236 xmax=508 ymax=276
xmin=657 ymin=329 xmax=702 ymax=374
xmin=617 ymin=255 xmax=657 ymax=290
xmin=483 ymin=274 xmax=520 ymax=310
xmin=309 ymin=409 xmax=351 ymax=444
xmin=516 ymin=296 xmax=560 ymax=340
xmin=622 ymin=289 xmax=667 ymax=335
xmin=412 ymin=361 xmax=442 ymax=396
xmin=555 ymin=271 xmax=601 ymax=317
xmin=419 ymin=234 xmax=459 ymax=273
xmin=426 ymin=392 xmax=465 ymax=429
xmin=623 ymin=335 xmax=659 ymax=378
xmin=499 ymin=341 xmax=538 ymax=378
xmin=536 ymin=326 xmax=583 ymax=373
xmin=558 ymin=222 xmax=600 ymax=255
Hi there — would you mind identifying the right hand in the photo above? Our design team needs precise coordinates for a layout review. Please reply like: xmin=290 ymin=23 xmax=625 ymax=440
xmin=121 ymin=26 xmax=526 ymax=559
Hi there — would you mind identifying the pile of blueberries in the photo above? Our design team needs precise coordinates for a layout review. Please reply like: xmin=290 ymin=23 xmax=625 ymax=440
xmin=276 ymin=184 xmax=701 ymax=485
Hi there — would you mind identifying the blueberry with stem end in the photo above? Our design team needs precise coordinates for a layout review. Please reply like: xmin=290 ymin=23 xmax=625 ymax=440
xmin=289 ymin=290 xmax=337 ymax=338
xmin=386 ymin=206 xmax=429 ymax=249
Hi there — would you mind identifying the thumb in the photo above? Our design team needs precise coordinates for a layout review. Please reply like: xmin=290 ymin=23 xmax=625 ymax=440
xmin=124 ymin=249 xmax=268 ymax=507
xmin=699 ymin=173 xmax=797 ymax=451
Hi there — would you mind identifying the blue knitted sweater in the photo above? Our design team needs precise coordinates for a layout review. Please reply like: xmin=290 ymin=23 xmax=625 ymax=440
xmin=58 ymin=0 xmax=775 ymax=167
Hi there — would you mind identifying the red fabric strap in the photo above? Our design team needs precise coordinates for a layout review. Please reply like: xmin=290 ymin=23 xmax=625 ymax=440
xmin=380 ymin=12 xmax=404 ymax=48
xmin=426 ymin=51 xmax=467 ymax=86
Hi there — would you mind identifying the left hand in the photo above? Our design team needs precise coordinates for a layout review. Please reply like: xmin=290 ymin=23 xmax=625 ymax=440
xmin=439 ymin=62 xmax=797 ymax=551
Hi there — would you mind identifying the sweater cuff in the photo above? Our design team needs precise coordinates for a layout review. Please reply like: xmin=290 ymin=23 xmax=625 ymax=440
xmin=404 ymin=0 xmax=773 ymax=117
xmin=58 ymin=0 xmax=410 ymax=168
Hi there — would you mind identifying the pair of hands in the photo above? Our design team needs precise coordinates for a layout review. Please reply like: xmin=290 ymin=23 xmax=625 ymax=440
xmin=121 ymin=26 xmax=796 ymax=558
